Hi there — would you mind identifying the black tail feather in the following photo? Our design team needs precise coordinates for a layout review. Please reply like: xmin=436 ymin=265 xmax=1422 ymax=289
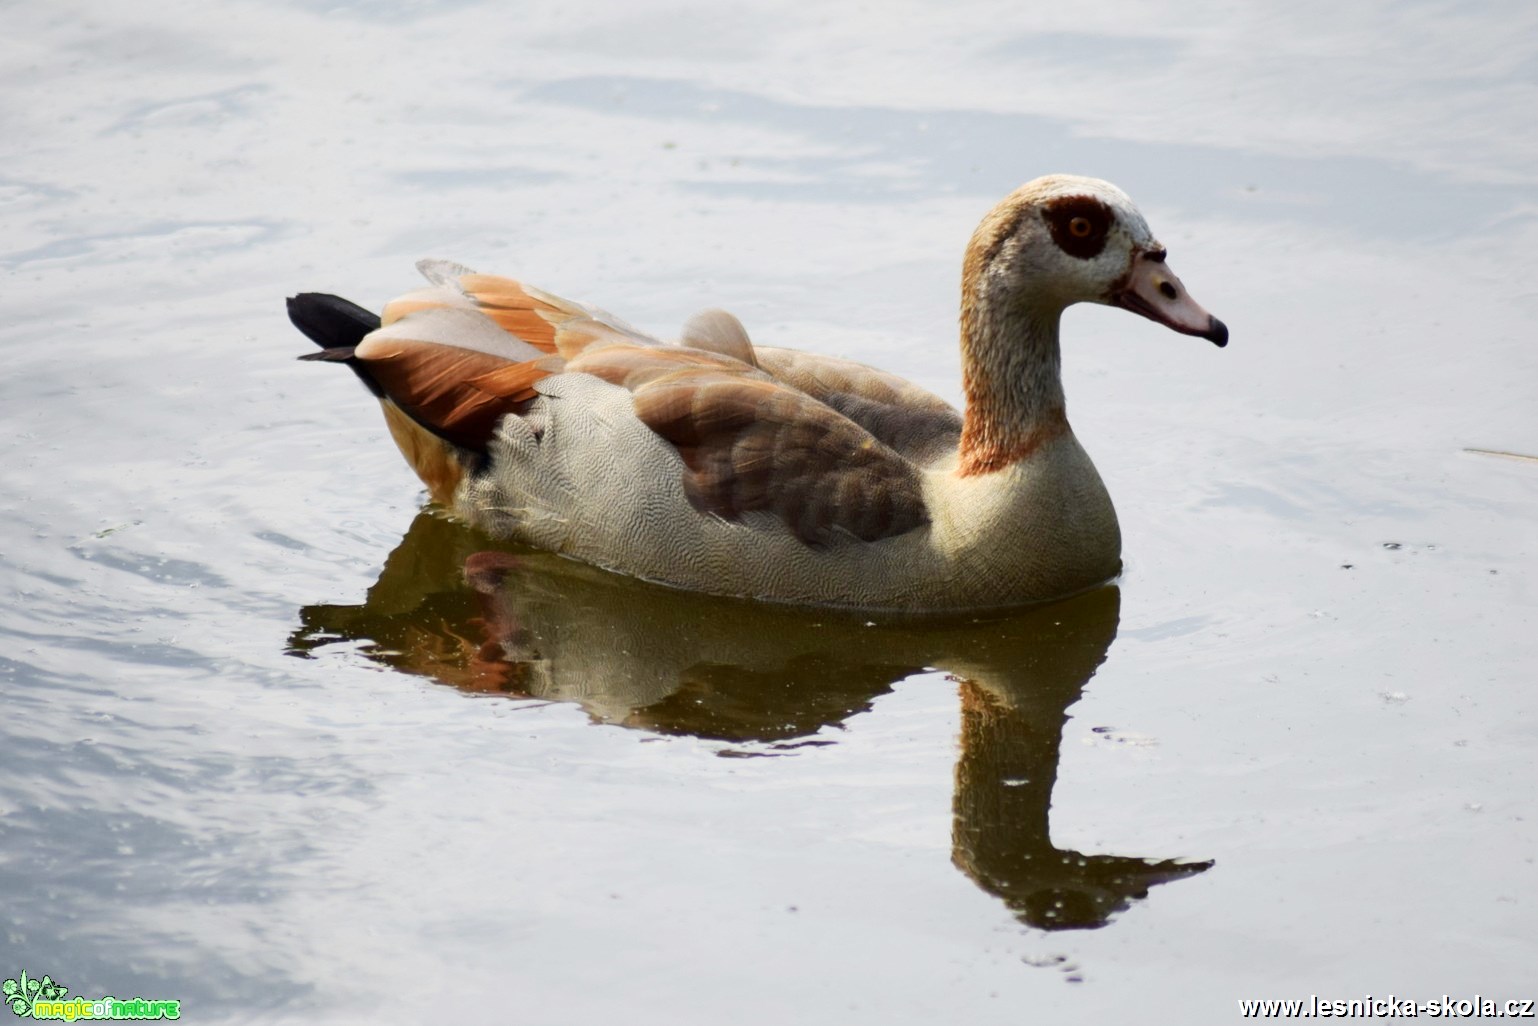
xmin=287 ymin=293 xmax=380 ymax=349
xmin=287 ymin=293 xmax=384 ymax=397
xmin=297 ymin=346 xmax=359 ymax=362
xmin=286 ymin=290 xmax=482 ymax=463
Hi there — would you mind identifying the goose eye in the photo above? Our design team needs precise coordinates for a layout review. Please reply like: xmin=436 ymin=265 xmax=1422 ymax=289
xmin=1043 ymin=196 xmax=1113 ymax=259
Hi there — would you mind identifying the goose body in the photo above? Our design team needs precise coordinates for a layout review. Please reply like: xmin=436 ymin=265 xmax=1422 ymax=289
xmin=290 ymin=175 xmax=1226 ymax=613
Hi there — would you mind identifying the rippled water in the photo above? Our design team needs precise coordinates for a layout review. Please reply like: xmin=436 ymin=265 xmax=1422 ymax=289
xmin=3 ymin=2 xmax=1536 ymax=1022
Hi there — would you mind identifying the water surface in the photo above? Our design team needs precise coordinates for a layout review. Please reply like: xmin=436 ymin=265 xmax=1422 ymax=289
xmin=2 ymin=1 xmax=1535 ymax=1022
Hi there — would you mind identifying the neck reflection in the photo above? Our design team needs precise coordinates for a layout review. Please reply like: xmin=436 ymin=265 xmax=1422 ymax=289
xmin=291 ymin=511 xmax=1210 ymax=929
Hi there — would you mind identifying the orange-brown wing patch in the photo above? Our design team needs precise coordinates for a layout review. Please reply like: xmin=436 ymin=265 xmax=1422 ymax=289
xmin=382 ymin=275 xmax=599 ymax=355
xmin=545 ymin=320 xmax=642 ymax=361
xmin=464 ymin=361 xmax=560 ymax=405
xmin=380 ymin=288 xmax=474 ymax=328
xmin=566 ymin=343 xmax=757 ymax=391
xmin=355 ymin=331 xmax=562 ymax=453
xmin=628 ymin=368 xmax=930 ymax=546
xmin=456 ymin=274 xmax=567 ymax=354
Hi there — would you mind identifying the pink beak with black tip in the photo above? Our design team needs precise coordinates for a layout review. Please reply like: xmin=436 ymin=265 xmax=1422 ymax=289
xmin=1112 ymin=249 xmax=1228 ymax=347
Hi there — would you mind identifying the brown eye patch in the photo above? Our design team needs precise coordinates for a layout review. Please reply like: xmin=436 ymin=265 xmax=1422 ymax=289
xmin=1043 ymin=195 xmax=1114 ymax=259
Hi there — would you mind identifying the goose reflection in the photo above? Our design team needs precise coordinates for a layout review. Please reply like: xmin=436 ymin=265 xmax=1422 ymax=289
xmin=290 ymin=512 xmax=1210 ymax=930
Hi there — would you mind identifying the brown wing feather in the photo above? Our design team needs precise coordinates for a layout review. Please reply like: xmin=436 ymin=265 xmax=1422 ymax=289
xmin=607 ymin=358 xmax=930 ymax=547
xmin=363 ymin=271 xmax=933 ymax=544
xmin=565 ymin=342 xmax=758 ymax=390
xmin=382 ymin=276 xmax=568 ymax=354
xmin=361 ymin=277 xmax=657 ymax=453
xmin=456 ymin=274 xmax=565 ymax=353
xmin=383 ymin=272 xmax=661 ymax=358
xmin=753 ymin=346 xmax=962 ymax=464
xmin=354 ymin=331 xmax=564 ymax=452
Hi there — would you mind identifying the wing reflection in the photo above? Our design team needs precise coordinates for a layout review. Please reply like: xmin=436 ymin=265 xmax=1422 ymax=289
xmin=291 ymin=511 xmax=1210 ymax=929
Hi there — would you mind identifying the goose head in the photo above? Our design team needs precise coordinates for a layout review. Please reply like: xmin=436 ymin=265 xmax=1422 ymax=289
xmin=964 ymin=174 xmax=1227 ymax=347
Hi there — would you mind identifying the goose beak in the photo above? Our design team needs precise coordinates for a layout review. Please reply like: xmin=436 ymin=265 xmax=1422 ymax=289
xmin=1111 ymin=250 xmax=1228 ymax=347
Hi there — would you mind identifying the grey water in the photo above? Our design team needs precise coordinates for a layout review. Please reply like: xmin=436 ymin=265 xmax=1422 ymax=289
xmin=2 ymin=2 xmax=1535 ymax=1022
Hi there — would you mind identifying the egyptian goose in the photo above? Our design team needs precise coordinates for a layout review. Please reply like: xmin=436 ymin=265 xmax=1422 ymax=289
xmin=289 ymin=174 xmax=1226 ymax=612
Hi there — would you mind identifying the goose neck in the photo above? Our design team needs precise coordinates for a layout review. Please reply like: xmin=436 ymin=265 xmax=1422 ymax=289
xmin=957 ymin=291 xmax=1069 ymax=477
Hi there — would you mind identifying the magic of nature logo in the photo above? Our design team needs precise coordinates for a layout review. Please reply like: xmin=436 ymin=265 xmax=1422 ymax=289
xmin=3 ymin=971 xmax=180 ymax=1021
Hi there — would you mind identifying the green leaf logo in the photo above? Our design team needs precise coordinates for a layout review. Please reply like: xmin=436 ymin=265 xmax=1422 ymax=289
xmin=3 ymin=972 xmax=67 ymax=1017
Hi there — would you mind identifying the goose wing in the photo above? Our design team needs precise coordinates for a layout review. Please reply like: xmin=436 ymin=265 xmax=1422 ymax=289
xmin=567 ymin=345 xmax=932 ymax=546
xmin=753 ymin=347 xmax=962 ymax=466
xmin=353 ymin=265 xmax=932 ymax=546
